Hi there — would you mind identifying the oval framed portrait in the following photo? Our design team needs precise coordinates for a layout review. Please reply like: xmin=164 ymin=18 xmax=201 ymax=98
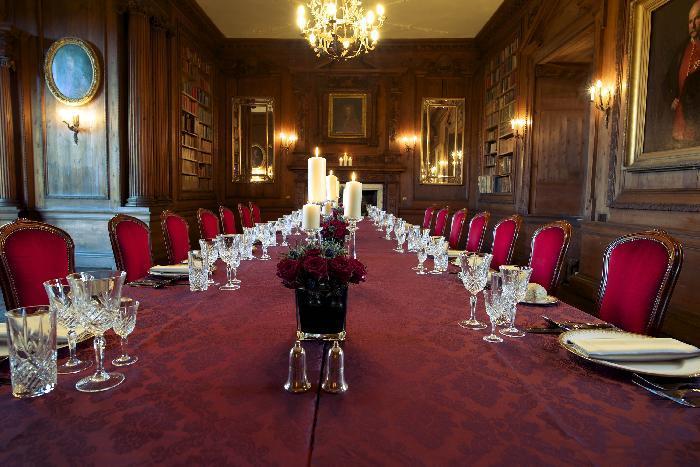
xmin=44 ymin=37 xmax=101 ymax=106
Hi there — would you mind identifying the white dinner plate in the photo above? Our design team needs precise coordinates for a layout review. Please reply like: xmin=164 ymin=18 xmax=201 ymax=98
xmin=521 ymin=295 xmax=559 ymax=306
xmin=0 ymin=323 xmax=90 ymax=361
xmin=559 ymin=329 xmax=700 ymax=377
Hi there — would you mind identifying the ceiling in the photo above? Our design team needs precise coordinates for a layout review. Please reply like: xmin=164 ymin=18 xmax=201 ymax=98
xmin=195 ymin=0 xmax=504 ymax=39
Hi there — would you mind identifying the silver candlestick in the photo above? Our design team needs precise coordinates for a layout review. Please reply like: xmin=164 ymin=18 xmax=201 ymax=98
xmin=347 ymin=217 xmax=361 ymax=259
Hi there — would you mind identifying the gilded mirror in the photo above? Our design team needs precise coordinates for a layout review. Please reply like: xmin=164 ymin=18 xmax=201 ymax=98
xmin=233 ymin=97 xmax=275 ymax=183
xmin=420 ymin=98 xmax=465 ymax=185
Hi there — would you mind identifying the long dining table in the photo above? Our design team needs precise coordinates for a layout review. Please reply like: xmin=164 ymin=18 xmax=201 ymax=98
xmin=0 ymin=221 xmax=698 ymax=466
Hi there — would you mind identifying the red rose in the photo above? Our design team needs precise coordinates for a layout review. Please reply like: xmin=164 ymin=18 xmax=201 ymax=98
xmin=277 ymin=258 xmax=301 ymax=287
xmin=347 ymin=258 xmax=367 ymax=283
xmin=303 ymin=255 xmax=328 ymax=280
xmin=331 ymin=220 xmax=348 ymax=240
xmin=329 ymin=256 xmax=353 ymax=282
xmin=305 ymin=248 xmax=321 ymax=257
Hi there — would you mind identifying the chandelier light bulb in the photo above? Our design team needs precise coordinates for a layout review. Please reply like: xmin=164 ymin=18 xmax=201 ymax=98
xmin=376 ymin=4 xmax=384 ymax=16
xmin=370 ymin=29 xmax=379 ymax=42
xmin=309 ymin=32 xmax=316 ymax=45
xmin=367 ymin=10 xmax=375 ymax=24
xmin=343 ymin=39 xmax=350 ymax=49
xmin=327 ymin=2 xmax=337 ymax=17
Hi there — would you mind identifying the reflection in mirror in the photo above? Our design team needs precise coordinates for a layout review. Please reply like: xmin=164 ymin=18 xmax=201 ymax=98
xmin=420 ymin=98 xmax=465 ymax=185
xmin=233 ymin=98 xmax=275 ymax=183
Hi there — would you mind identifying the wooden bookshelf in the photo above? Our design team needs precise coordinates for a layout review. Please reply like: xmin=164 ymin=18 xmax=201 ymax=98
xmin=478 ymin=35 xmax=519 ymax=195
xmin=180 ymin=44 xmax=214 ymax=192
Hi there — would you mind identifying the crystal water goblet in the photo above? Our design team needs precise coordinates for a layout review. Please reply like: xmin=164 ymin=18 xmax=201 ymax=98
xmin=416 ymin=245 xmax=428 ymax=274
xmin=458 ymin=253 xmax=493 ymax=330
xmin=67 ymin=270 xmax=126 ymax=392
xmin=112 ymin=298 xmax=139 ymax=366
xmin=188 ymin=250 xmax=209 ymax=291
xmin=43 ymin=279 xmax=92 ymax=374
xmin=428 ymin=237 xmax=444 ymax=274
xmin=384 ymin=214 xmax=395 ymax=240
xmin=268 ymin=220 xmax=278 ymax=247
xmin=499 ymin=268 xmax=528 ymax=338
xmin=260 ymin=224 xmax=273 ymax=260
xmin=199 ymin=239 xmax=219 ymax=286
xmin=483 ymin=287 xmax=504 ymax=343
xmin=281 ymin=216 xmax=292 ymax=246
xmin=216 ymin=234 xmax=241 ymax=290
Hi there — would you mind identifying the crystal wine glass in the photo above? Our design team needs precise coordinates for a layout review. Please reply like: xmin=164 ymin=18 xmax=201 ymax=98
xmin=199 ymin=239 xmax=219 ymax=286
xmin=260 ymin=224 xmax=273 ymax=260
xmin=498 ymin=266 xmax=531 ymax=338
xmin=394 ymin=219 xmax=406 ymax=253
xmin=112 ymin=298 xmax=139 ymax=366
xmin=43 ymin=279 xmax=92 ymax=374
xmin=385 ymin=214 xmax=395 ymax=240
xmin=66 ymin=270 xmax=126 ymax=392
xmin=416 ymin=243 xmax=428 ymax=275
xmin=483 ymin=286 xmax=504 ymax=343
xmin=458 ymin=253 xmax=493 ymax=330
xmin=216 ymin=234 xmax=241 ymax=290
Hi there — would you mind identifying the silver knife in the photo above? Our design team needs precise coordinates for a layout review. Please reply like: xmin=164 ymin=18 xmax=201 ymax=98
xmin=632 ymin=379 xmax=697 ymax=407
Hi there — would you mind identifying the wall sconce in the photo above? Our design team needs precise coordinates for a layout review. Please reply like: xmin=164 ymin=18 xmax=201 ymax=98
xmin=510 ymin=118 xmax=527 ymax=139
xmin=279 ymin=132 xmax=298 ymax=153
xmin=400 ymin=134 xmax=418 ymax=153
xmin=62 ymin=112 xmax=80 ymax=145
xmin=589 ymin=80 xmax=614 ymax=127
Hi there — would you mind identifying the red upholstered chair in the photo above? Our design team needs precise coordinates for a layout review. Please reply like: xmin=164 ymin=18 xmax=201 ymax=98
xmin=108 ymin=214 xmax=153 ymax=283
xmin=238 ymin=203 xmax=254 ymax=228
xmin=490 ymin=214 xmax=523 ymax=270
xmin=596 ymin=230 xmax=683 ymax=336
xmin=528 ymin=220 xmax=573 ymax=293
xmin=249 ymin=202 xmax=262 ymax=224
xmin=219 ymin=205 xmax=237 ymax=234
xmin=465 ymin=212 xmax=491 ymax=253
xmin=160 ymin=210 xmax=191 ymax=265
xmin=0 ymin=218 xmax=75 ymax=309
xmin=447 ymin=209 xmax=469 ymax=249
xmin=197 ymin=208 xmax=220 ymax=241
xmin=422 ymin=206 xmax=437 ymax=230
xmin=431 ymin=207 xmax=450 ymax=236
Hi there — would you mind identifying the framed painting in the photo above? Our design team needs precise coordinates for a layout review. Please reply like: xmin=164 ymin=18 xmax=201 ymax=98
xmin=44 ymin=37 xmax=101 ymax=106
xmin=328 ymin=93 xmax=367 ymax=139
xmin=627 ymin=0 xmax=700 ymax=169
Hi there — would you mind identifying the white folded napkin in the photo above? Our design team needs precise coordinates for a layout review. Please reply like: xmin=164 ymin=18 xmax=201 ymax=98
xmin=447 ymin=249 xmax=464 ymax=258
xmin=149 ymin=264 xmax=189 ymax=275
xmin=567 ymin=335 xmax=700 ymax=362
xmin=0 ymin=323 xmax=72 ymax=347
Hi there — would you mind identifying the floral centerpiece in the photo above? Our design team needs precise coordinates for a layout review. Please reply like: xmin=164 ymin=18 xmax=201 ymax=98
xmin=320 ymin=215 xmax=349 ymax=244
xmin=277 ymin=240 xmax=366 ymax=340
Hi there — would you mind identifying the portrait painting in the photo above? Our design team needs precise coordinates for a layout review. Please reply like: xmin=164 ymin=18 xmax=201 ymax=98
xmin=627 ymin=0 xmax=700 ymax=168
xmin=44 ymin=37 xmax=100 ymax=106
xmin=328 ymin=93 xmax=367 ymax=138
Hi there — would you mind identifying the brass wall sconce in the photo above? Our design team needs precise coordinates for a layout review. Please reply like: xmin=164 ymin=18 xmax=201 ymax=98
xmin=589 ymin=80 xmax=614 ymax=127
xmin=62 ymin=113 xmax=80 ymax=145
xmin=510 ymin=118 xmax=527 ymax=139
xmin=279 ymin=132 xmax=298 ymax=153
xmin=400 ymin=134 xmax=418 ymax=153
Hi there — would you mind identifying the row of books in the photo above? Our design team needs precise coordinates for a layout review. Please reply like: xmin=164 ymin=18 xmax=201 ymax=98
xmin=484 ymin=154 xmax=497 ymax=167
xmin=182 ymin=46 xmax=212 ymax=75
xmin=181 ymin=97 xmax=213 ymax=125
xmin=182 ymin=159 xmax=198 ymax=176
xmin=182 ymin=82 xmax=211 ymax=107
xmin=499 ymin=102 xmax=516 ymax=125
xmin=485 ymin=128 xmax=497 ymax=142
xmin=486 ymin=111 xmax=499 ymax=129
xmin=487 ymin=37 xmax=519 ymax=71
xmin=197 ymin=123 xmax=212 ymax=141
xmin=484 ymin=88 xmax=516 ymax=115
xmin=181 ymin=133 xmax=198 ymax=148
xmin=478 ymin=175 xmax=513 ymax=194
xmin=182 ymin=146 xmax=198 ymax=162
xmin=498 ymin=155 xmax=513 ymax=175
xmin=499 ymin=138 xmax=515 ymax=155
xmin=485 ymin=56 xmax=517 ymax=89
xmin=182 ymin=174 xmax=213 ymax=191
xmin=200 ymin=139 xmax=212 ymax=153
xmin=182 ymin=113 xmax=197 ymax=134
xmin=181 ymin=63 xmax=211 ymax=91
xmin=485 ymin=141 xmax=498 ymax=155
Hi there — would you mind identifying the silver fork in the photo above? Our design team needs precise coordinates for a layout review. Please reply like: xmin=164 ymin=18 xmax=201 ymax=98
xmin=634 ymin=374 xmax=700 ymax=391
xmin=632 ymin=379 xmax=700 ymax=407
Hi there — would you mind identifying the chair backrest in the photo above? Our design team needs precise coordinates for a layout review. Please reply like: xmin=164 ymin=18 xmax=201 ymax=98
xmin=197 ymin=208 xmax=220 ymax=241
xmin=108 ymin=214 xmax=153 ymax=283
xmin=219 ymin=205 xmax=237 ymax=234
xmin=490 ymin=214 xmax=523 ymax=270
xmin=238 ymin=203 xmax=254 ymax=228
xmin=432 ymin=207 xmax=450 ymax=236
xmin=465 ymin=211 xmax=491 ymax=253
xmin=528 ymin=220 xmax=573 ymax=293
xmin=160 ymin=210 xmax=191 ymax=264
xmin=249 ymin=202 xmax=262 ymax=224
xmin=447 ymin=209 xmax=468 ymax=249
xmin=422 ymin=206 xmax=436 ymax=230
xmin=596 ymin=230 xmax=683 ymax=336
xmin=0 ymin=218 xmax=75 ymax=309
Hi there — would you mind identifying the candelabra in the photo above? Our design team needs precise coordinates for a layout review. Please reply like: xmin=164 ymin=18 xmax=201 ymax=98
xmin=589 ymin=80 xmax=614 ymax=128
xmin=347 ymin=217 xmax=361 ymax=259
xmin=303 ymin=227 xmax=322 ymax=245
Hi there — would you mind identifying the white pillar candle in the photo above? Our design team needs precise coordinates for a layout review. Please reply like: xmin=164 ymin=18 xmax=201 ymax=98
xmin=302 ymin=203 xmax=320 ymax=230
xmin=343 ymin=172 xmax=362 ymax=219
xmin=326 ymin=170 xmax=339 ymax=202
xmin=307 ymin=148 xmax=326 ymax=203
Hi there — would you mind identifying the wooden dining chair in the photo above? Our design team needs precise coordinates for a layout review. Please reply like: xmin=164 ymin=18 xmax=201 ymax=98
xmin=238 ymin=202 xmax=254 ymax=228
xmin=596 ymin=229 xmax=683 ymax=336
xmin=465 ymin=211 xmax=490 ymax=253
xmin=108 ymin=214 xmax=153 ymax=283
xmin=0 ymin=218 xmax=75 ymax=309
xmin=528 ymin=220 xmax=573 ymax=293
xmin=447 ymin=209 xmax=469 ymax=249
xmin=197 ymin=208 xmax=220 ymax=241
xmin=219 ymin=205 xmax=237 ymax=234
xmin=490 ymin=214 xmax=523 ymax=270
xmin=160 ymin=210 xmax=191 ymax=265
xmin=249 ymin=201 xmax=262 ymax=224
xmin=431 ymin=207 xmax=450 ymax=236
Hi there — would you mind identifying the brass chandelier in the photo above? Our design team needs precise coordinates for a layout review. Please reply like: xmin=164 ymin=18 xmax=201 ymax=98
xmin=296 ymin=1 xmax=386 ymax=61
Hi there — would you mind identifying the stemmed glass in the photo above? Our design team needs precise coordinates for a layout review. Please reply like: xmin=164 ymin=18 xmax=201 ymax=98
xmin=394 ymin=219 xmax=407 ymax=253
xmin=66 ymin=270 xmax=126 ymax=392
xmin=260 ymin=224 xmax=273 ymax=260
xmin=483 ymin=286 xmax=504 ymax=343
xmin=43 ymin=279 xmax=92 ymax=374
xmin=499 ymin=266 xmax=532 ymax=338
xmin=415 ymin=234 xmax=428 ymax=274
xmin=384 ymin=214 xmax=395 ymax=240
xmin=216 ymin=234 xmax=241 ymax=290
xmin=428 ymin=237 xmax=445 ymax=274
xmin=112 ymin=298 xmax=139 ymax=366
xmin=281 ymin=216 xmax=292 ymax=246
xmin=199 ymin=239 xmax=219 ymax=286
xmin=458 ymin=252 xmax=493 ymax=330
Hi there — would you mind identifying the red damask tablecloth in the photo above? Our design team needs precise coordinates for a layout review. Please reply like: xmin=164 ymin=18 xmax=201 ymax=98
xmin=0 ymin=222 xmax=698 ymax=466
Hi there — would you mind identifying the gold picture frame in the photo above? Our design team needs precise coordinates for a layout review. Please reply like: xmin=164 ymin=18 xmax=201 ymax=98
xmin=626 ymin=0 xmax=700 ymax=170
xmin=44 ymin=37 xmax=101 ymax=106
xmin=328 ymin=93 xmax=367 ymax=139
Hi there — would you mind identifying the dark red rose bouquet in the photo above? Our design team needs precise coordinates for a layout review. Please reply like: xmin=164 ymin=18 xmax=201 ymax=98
xmin=321 ymin=218 xmax=349 ymax=243
xmin=277 ymin=240 xmax=366 ymax=292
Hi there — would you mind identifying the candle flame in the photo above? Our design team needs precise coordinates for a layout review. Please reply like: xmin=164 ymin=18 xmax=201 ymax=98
xmin=315 ymin=147 xmax=320 ymax=157
xmin=351 ymin=172 xmax=356 ymax=181
xmin=329 ymin=170 xmax=333 ymax=176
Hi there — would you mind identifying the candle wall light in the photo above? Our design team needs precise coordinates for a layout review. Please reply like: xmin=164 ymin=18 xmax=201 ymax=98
xmin=279 ymin=132 xmax=298 ymax=153
xmin=510 ymin=118 xmax=527 ymax=139
xmin=400 ymin=134 xmax=418 ymax=153
xmin=589 ymin=80 xmax=614 ymax=127
xmin=58 ymin=108 xmax=81 ymax=145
